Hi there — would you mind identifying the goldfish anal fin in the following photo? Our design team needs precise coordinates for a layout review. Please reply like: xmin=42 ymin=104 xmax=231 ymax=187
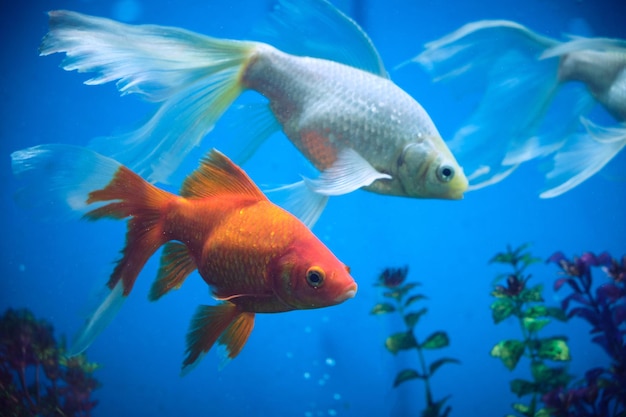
xmin=217 ymin=312 xmax=255 ymax=364
xmin=149 ymin=242 xmax=197 ymax=301
xmin=180 ymin=149 xmax=267 ymax=201
xmin=182 ymin=303 xmax=246 ymax=374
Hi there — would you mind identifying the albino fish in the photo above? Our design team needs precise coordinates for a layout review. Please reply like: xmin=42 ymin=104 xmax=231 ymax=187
xmin=38 ymin=0 xmax=467 ymax=227
xmin=414 ymin=20 xmax=626 ymax=198
xmin=11 ymin=144 xmax=357 ymax=372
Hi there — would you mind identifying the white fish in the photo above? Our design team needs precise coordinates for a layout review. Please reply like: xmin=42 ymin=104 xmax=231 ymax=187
xmin=413 ymin=20 xmax=626 ymax=197
xmin=38 ymin=0 xmax=467 ymax=227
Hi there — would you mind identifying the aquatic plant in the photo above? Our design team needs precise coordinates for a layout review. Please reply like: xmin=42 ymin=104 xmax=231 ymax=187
xmin=488 ymin=244 xmax=571 ymax=417
xmin=0 ymin=308 xmax=100 ymax=416
xmin=542 ymin=251 xmax=626 ymax=416
xmin=371 ymin=266 xmax=459 ymax=417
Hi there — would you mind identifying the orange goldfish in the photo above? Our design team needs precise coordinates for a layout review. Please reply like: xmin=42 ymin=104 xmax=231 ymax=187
xmin=39 ymin=0 xmax=467 ymax=227
xmin=11 ymin=145 xmax=356 ymax=371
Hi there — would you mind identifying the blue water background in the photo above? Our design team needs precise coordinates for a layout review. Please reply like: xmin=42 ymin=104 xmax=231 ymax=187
xmin=2 ymin=0 xmax=624 ymax=416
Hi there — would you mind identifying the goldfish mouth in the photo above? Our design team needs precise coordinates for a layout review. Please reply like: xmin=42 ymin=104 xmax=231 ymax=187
xmin=335 ymin=283 xmax=358 ymax=302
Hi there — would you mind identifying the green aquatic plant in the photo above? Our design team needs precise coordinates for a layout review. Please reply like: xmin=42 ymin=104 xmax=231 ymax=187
xmin=0 ymin=308 xmax=100 ymax=416
xmin=371 ymin=266 xmax=459 ymax=417
xmin=489 ymin=244 xmax=571 ymax=417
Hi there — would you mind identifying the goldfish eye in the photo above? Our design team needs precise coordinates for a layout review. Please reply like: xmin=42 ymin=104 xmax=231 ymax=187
xmin=306 ymin=266 xmax=325 ymax=288
xmin=436 ymin=165 xmax=455 ymax=182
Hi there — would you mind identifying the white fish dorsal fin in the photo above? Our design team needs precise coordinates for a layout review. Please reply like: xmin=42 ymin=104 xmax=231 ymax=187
xmin=180 ymin=149 xmax=267 ymax=200
xmin=304 ymin=148 xmax=392 ymax=196
xmin=255 ymin=0 xmax=387 ymax=77
xmin=541 ymin=118 xmax=626 ymax=198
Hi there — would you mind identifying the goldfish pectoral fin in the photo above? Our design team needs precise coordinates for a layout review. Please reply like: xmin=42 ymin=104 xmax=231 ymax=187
xmin=149 ymin=242 xmax=197 ymax=301
xmin=304 ymin=148 xmax=392 ymax=196
xmin=254 ymin=0 xmax=387 ymax=77
xmin=69 ymin=281 xmax=127 ymax=356
xmin=181 ymin=303 xmax=241 ymax=375
xmin=11 ymin=144 xmax=121 ymax=221
xmin=228 ymin=103 xmax=281 ymax=166
xmin=41 ymin=10 xmax=256 ymax=183
xmin=540 ymin=119 xmax=626 ymax=198
xmin=216 ymin=312 xmax=255 ymax=369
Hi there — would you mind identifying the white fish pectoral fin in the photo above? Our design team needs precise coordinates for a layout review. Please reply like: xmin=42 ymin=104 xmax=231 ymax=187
xmin=304 ymin=148 xmax=392 ymax=196
xmin=69 ymin=280 xmax=127 ymax=356
xmin=267 ymin=181 xmax=330 ymax=229
xmin=254 ymin=0 xmax=387 ymax=77
xmin=540 ymin=118 xmax=626 ymax=198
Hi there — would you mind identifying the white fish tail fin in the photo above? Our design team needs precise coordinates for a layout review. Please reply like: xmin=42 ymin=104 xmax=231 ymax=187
xmin=413 ymin=21 xmax=585 ymax=189
xmin=540 ymin=119 xmax=626 ymax=198
xmin=255 ymin=0 xmax=386 ymax=76
xmin=11 ymin=144 xmax=122 ymax=220
xmin=40 ymin=10 xmax=257 ymax=183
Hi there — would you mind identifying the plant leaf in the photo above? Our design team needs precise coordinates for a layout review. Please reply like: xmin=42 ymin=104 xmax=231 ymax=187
xmin=546 ymin=307 xmax=568 ymax=322
xmin=421 ymin=331 xmax=449 ymax=349
xmin=524 ymin=305 xmax=548 ymax=318
xmin=511 ymin=379 xmax=536 ymax=397
xmin=404 ymin=307 xmax=427 ymax=329
xmin=537 ymin=338 xmax=570 ymax=361
xmin=491 ymin=339 xmax=525 ymax=370
xmin=404 ymin=294 xmax=428 ymax=308
xmin=393 ymin=368 xmax=423 ymax=387
xmin=370 ymin=303 xmax=396 ymax=315
xmin=491 ymin=298 xmax=515 ymax=324
xmin=520 ymin=284 xmax=544 ymax=302
xmin=429 ymin=357 xmax=460 ymax=376
xmin=385 ymin=332 xmax=417 ymax=354
xmin=522 ymin=317 xmax=550 ymax=333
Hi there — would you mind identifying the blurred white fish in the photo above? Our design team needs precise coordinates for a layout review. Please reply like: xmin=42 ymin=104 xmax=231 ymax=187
xmin=413 ymin=20 xmax=626 ymax=197
xmin=39 ymin=0 xmax=467 ymax=228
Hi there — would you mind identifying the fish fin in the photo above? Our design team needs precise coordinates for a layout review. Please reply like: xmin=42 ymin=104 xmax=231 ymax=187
xmin=216 ymin=311 xmax=255 ymax=368
xmin=180 ymin=149 xmax=267 ymax=200
xmin=255 ymin=0 xmax=387 ymax=77
xmin=182 ymin=303 xmax=253 ymax=374
xmin=84 ymin=160 xmax=172 ymax=295
xmin=540 ymin=119 xmax=626 ymax=198
xmin=227 ymin=103 xmax=282 ymax=165
xmin=40 ymin=10 xmax=257 ymax=183
xmin=303 ymin=148 xmax=391 ymax=196
xmin=149 ymin=242 xmax=197 ymax=301
xmin=69 ymin=280 xmax=126 ymax=355
xmin=11 ymin=144 xmax=122 ymax=221
xmin=465 ymin=164 xmax=520 ymax=192
xmin=268 ymin=181 xmax=329 ymax=229
xmin=540 ymin=36 xmax=626 ymax=59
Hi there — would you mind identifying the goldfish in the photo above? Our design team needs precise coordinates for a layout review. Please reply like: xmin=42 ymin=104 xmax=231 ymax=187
xmin=413 ymin=20 xmax=626 ymax=197
xmin=38 ymin=0 xmax=467 ymax=227
xmin=11 ymin=144 xmax=357 ymax=371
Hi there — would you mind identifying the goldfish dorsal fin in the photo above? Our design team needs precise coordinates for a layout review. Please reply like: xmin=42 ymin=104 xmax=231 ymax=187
xmin=149 ymin=242 xmax=197 ymax=301
xmin=180 ymin=149 xmax=266 ymax=200
xmin=182 ymin=303 xmax=251 ymax=374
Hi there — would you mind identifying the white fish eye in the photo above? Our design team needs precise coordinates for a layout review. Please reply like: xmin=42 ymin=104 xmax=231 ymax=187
xmin=437 ymin=165 xmax=455 ymax=182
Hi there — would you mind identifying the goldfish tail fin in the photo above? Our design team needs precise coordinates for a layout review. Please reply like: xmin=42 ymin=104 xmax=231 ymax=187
xmin=12 ymin=144 xmax=173 ymax=352
xmin=149 ymin=242 xmax=197 ymax=301
xmin=40 ymin=10 xmax=256 ymax=183
xmin=540 ymin=119 xmax=626 ymax=198
xmin=182 ymin=304 xmax=255 ymax=375
xmin=413 ymin=21 xmax=579 ymax=189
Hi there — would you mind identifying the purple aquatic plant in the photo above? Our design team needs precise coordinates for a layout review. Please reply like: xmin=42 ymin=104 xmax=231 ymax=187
xmin=544 ymin=252 xmax=626 ymax=416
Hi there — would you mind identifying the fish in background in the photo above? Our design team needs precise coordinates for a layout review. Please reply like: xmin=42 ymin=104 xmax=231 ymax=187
xmin=38 ymin=0 xmax=467 ymax=228
xmin=11 ymin=145 xmax=357 ymax=372
xmin=412 ymin=20 xmax=626 ymax=197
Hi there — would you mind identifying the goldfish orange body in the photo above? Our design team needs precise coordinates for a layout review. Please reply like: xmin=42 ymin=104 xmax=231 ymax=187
xmin=11 ymin=145 xmax=356 ymax=371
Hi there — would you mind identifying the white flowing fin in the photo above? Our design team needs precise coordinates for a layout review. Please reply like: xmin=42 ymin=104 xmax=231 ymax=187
xmin=40 ymin=10 xmax=257 ymax=183
xmin=69 ymin=281 xmax=127 ymax=355
xmin=465 ymin=164 xmax=520 ymax=192
xmin=254 ymin=0 xmax=387 ymax=77
xmin=541 ymin=36 xmax=626 ymax=59
xmin=226 ymin=103 xmax=282 ymax=165
xmin=540 ymin=118 xmax=626 ymax=198
xmin=10 ymin=144 xmax=121 ymax=220
xmin=303 ymin=148 xmax=391 ymax=195
xmin=270 ymin=181 xmax=330 ymax=229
